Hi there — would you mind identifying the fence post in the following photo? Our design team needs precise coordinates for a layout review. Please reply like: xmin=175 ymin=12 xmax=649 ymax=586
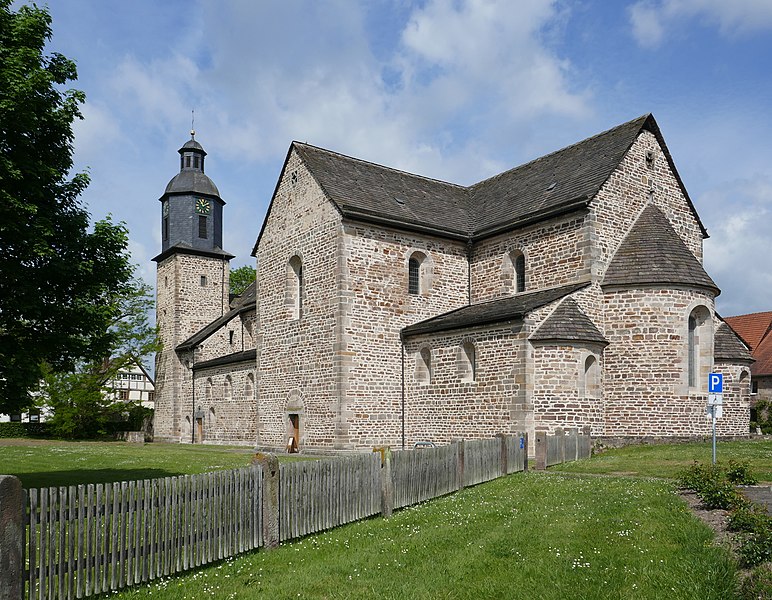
xmin=522 ymin=432 xmax=529 ymax=472
xmin=454 ymin=439 xmax=465 ymax=490
xmin=569 ymin=428 xmax=579 ymax=461
xmin=380 ymin=447 xmax=393 ymax=518
xmin=534 ymin=428 xmax=547 ymax=470
xmin=495 ymin=433 xmax=508 ymax=475
xmin=582 ymin=425 xmax=592 ymax=459
xmin=555 ymin=427 xmax=565 ymax=465
xmin=252 ymin=453 xmax=280 ymax=550
xmin=0 ymin=475 xmax=24 ymax=600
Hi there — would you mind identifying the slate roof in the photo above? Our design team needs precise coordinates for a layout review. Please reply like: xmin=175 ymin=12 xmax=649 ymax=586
xmin=471 ymin=115 xmax=651 ymax=237
xmin=401 ymin=282 xmax=589 ymax=337
xmin=293 ymin=143 xmax=470 ymax=237
xmin=164 ymin=170 xmax=221 ymax=197
xmin=193 ymin=349 xmax=257 ymax=371
xmin=152 ymin=242 xmax=234 ymax=264
xmin=255 ymin=114 xmax=707 ymax=252
xmin=177 ymin=283 xmax=255 ymax=352
xmin=601 ymin=204 xmax=719 ymax=294
xmin=725 ymin=312 xmax=772 ymax=376
xmin=714 ymin=322 xmax=754 ymax=362
xmin=529 ymin=298 xmax=608 ymax=346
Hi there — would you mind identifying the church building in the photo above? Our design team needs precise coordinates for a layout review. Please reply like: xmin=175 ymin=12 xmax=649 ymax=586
xmin=152 ymin=114 xmax=754 ymax=452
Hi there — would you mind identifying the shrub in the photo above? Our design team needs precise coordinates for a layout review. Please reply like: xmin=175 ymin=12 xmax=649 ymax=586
xmin=0 ymin=422 xmax=51 ymax=438
xmin=729 ymin=505 xmax=770 ymax=533
xmin=740 ymin=564 xmax=772 ymax=599
xmin=727 ymin=460 xmax=759 ymax=485
xmin=0 ymin=422 xmax=27 ymax=438
xmin=678 ymin=461 xmax=723 ymax=493
xmin=699 ymin=478 xmax=745 ymax=510
xmin=739 ymin=528 xmax=772 ymax=568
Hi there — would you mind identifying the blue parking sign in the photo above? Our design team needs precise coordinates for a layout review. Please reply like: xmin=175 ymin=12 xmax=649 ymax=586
xmin=708 ymin=373 xmax=723 ymax=394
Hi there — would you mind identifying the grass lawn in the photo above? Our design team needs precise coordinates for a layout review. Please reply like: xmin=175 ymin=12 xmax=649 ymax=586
xmin=110 ymin=472 xmax=736 ymax=600
xmin=554 ymin=438 xmax=772 ymax=481
xmin=0 ymin=439 xmax=267 ymax=488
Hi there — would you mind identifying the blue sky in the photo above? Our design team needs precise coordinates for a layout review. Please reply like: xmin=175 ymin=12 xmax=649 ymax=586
xmin=42 ymin=0 xmax=772 ymax=317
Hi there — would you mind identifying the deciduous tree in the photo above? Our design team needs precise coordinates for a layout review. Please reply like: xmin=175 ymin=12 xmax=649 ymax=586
xmin=229 ymin=264 xmax=256 ymax=297
xmin=0 ymin=2 xmax=146 ymax=413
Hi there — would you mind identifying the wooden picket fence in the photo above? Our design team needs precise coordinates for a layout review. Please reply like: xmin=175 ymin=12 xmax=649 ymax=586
xmin=544 ymin=427 xmax=592 ymax=467
xmin=24 ymin=466 xmax=262 ymax=600
xmin=8 ymin=431 xmax=584 ymax=600
xmin=279 ymin=453 xmax=382 ymax=542
xmin=391 ymin=443 xmax=459 ymax=509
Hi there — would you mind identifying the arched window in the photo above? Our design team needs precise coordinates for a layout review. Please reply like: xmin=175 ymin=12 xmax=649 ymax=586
xmin=460 ymin=342 xmax=476 ymax=382
xmin=504 ymin=250 xmax=526 ymax=294
xmin=687 ymin=316 xmax=697 ymax=388
xmin=209 ymin=406 xmax=216 ymax=424
xmin=408 ymin=251 xmax=429 ymax=295
xmin=514 ymin=251 xmax=525 ymax=293
xmin=206 ymin=378 xmax=213 ymax=401
xmin=287 ymin=255 xmax=303 ymax=319
xmin=224 ymin=376 xmax=232 ymax=401
xmin=416 ymin=347 xmax=432 ymax=384
xmin=245 ymin=373 xmax=255 ymax=399
xmin=581 ymin=355 xmax=600 ymax=398
xmin=687 ymin=306 xmax=711 ymax=391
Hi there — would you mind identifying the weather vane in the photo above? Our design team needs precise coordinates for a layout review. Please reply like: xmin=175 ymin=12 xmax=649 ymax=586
xmin=191 ymin=109 xmax=195 ymax=139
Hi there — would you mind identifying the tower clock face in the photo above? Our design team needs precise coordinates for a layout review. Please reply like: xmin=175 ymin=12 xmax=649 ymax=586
xmin=162 ymin=202 xmax=169 ymax=217
xmin=195 ymin=198 xmax=211 ymax=215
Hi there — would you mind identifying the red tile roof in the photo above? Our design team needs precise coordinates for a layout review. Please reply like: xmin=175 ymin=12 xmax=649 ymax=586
xmin=725 ymin=312 xmax=772 ymax=377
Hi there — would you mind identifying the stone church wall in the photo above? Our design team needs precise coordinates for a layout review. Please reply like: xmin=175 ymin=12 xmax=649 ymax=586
xmin=155 ymin=253 xmax=230 ymax=442
xmin=602 ymin=287 xmax=719 ymax=436
xmin=192 ymin=309 xmax=256 ymax=364
xmin=402 ymin=324 xmax=528 ymax=447
xmin=470 ymin=212 xmax=590 ymax=303
xmin=339 ymin=223 xmax=470 ymax=448
xmin=712 ymin=361 xmax=752 ymax=436
xmin=590 ymin=130 xmax=704 ymax=281
xmin=530 ymin=343 xmax=606 ymax=435
xmin=188 ymin=363 xmax=257 ymax=445
xmin=256 ymin=150 xmax=341 ymax=450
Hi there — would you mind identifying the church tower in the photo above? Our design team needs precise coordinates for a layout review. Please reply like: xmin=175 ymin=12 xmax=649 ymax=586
xmin=153 ymin=133 xmax=233 ymax=442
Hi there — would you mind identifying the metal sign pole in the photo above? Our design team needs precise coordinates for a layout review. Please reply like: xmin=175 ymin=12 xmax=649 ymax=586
xmin=712 ymin=408 xmax=717 ymax=464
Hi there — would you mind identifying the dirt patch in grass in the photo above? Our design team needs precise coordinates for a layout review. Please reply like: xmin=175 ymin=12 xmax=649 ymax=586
xmin=680 ymin=490 xmax=735 ymax=551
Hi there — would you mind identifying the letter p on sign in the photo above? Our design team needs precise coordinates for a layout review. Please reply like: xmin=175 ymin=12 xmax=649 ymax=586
xmin=709 ymin=373 xmax=723 ymax=394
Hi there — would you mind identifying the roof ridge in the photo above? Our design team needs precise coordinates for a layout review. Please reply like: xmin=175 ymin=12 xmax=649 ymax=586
xmin=293 ymin=141 xmax=468 ymax=191
xmin=469 ymin=114 xmax=650 ymax=191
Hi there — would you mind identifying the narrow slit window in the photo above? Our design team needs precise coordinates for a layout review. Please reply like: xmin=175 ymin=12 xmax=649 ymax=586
xmin=515 ymin=253 xmax=525 ymax=293
xmin=688 ymin=315 xmax=696 ymax=388
xmin=408 ymin=258 xmax=420 ymax=294
xmin=198 ymin=215 xmax=207 ymax=239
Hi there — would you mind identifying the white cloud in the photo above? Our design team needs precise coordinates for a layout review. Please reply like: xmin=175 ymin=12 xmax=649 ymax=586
xmin=702 ymin=176 xmax=772 ymax=316
xmin=629 ymin=0 xmax=772 ymax=47
xmin=136 ymin=0 xmax=591 ymax=184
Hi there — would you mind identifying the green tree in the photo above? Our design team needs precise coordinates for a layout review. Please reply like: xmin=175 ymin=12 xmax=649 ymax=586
xmin=230 ymin=264 xmax=256 ymax=296
xmin=40 ymin=270 xmax=159 ymax=439
xmin=0 ymin=2 xmax=141 ymax=413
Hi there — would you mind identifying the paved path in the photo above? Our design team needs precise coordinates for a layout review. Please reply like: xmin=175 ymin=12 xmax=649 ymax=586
xmin=740 ymin=486 xmax=772 ymax=513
